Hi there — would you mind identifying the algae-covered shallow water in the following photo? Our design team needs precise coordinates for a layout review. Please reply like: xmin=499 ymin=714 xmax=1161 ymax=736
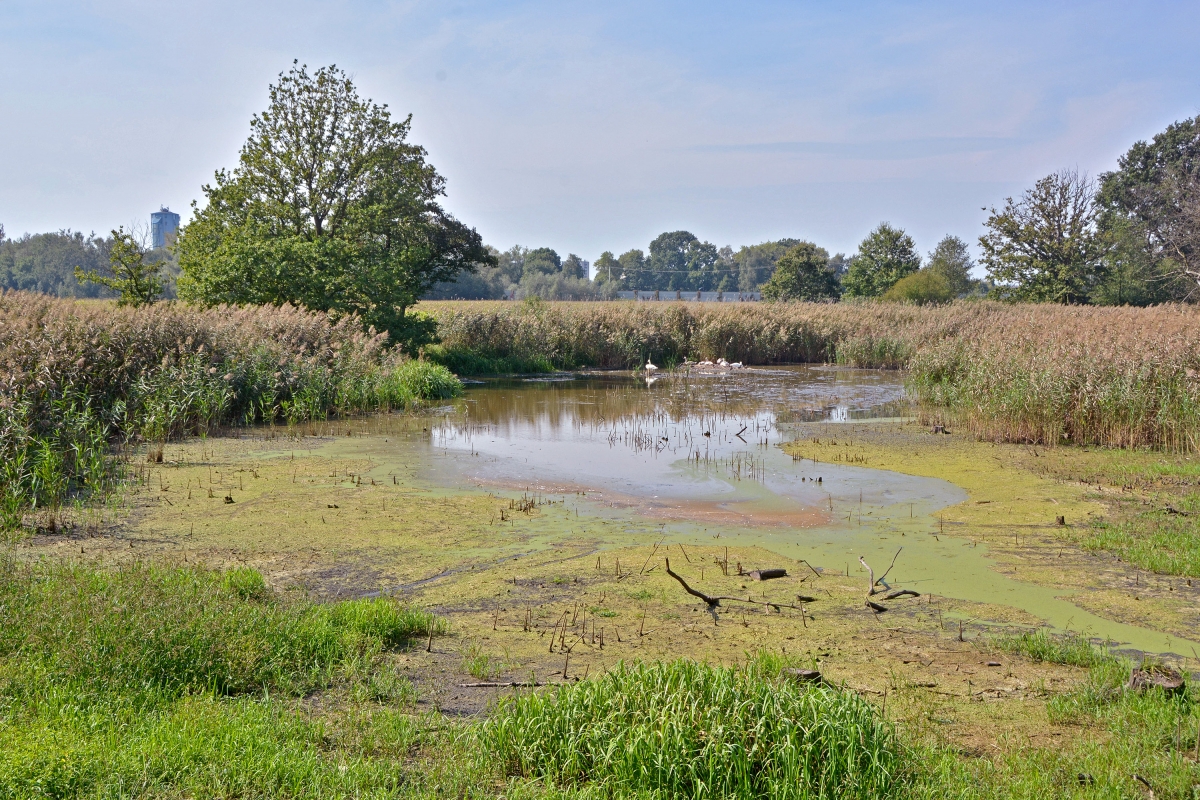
xmin=321 ymin=366 xmax=1200 ymax=656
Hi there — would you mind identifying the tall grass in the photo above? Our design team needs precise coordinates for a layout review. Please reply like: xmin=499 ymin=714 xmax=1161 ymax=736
xmin=0 ymin=292 xmax=462 ymax=529
xmin=485 ymin=657 xmax=901 ymax=799
xmin=422 ymin=299 xmax=1200 ymax=450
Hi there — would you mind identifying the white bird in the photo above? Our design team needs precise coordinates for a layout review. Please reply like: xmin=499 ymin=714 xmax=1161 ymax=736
xmin=698 ymin=360 xmax=714 ymax=366
xmin=644 ymin=360 xmax=659 ymax=372
xmin=730 ymin=361 xmax=744 ymax=369
xmin=717 ymin=358 xmax=729 ymax=367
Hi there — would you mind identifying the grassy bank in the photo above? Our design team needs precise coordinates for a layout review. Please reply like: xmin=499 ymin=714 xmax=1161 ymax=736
xmin=0 ymin=557 xmax=915 ymax=798
xmin=0 ymin=292 xmax=461 ymax=530
xmin=421 ymin=299 xmax=1200 ymax=450
xmin=3 ymin=556 xmax=1196 ymax=798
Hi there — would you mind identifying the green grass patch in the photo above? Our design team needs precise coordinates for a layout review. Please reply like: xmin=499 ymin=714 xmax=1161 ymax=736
xmin=484 ymin=656 xmax=902 ymax=799
xmin=0 ymin=558 xmax=443 ymax=701
xmin=990 ymin=628 xmax=1112 ymax=668
xmin=1082 ymin=495 xmax=1200 ymax=577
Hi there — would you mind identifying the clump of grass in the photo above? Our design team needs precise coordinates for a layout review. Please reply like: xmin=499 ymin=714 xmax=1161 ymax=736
xmin=484 ymin=657 xmax=901 ymax=799
xmin=423 ymin=344 xmax=555 ymax=376
xmin=991 ymin=628 xmax=1111 ymax=668
xmin=460 ymin=641 xmax=502 ymax=681
xmin=0 ymin=557 xmax=442 ymax=701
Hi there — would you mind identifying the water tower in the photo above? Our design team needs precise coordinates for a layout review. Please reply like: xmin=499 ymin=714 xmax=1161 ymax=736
xmin=150 ymin=206 xmax=180 ymax=249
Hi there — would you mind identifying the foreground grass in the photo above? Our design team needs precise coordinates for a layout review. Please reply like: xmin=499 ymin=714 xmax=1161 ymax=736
xmin=487 ymin=657 xmax=900 ymax=799
xmin=2 ymin=556 xmax=1197 ymax=798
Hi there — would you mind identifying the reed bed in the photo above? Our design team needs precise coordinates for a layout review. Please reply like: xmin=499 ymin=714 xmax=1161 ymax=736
xmin=422 ymin=300 xmax=1200 ymax=451
xmin=0 ymin=292 xmax=461 ymax=529
xmin=484 ymin=657 xmax=901 ymax=799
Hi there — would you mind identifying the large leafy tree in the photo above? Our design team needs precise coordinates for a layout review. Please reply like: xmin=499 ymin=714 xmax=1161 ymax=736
xmin=177 ymin=62 xmax=494 ymax=349
xmin=760 ymin=242 xmax=839 ymax=301
xmin=644 ymin=231 xmax=722 ymax=292
xmin=731 ymin=239 xmax=803 ymax=292
xmin=980 ymin=169 xmax=1104 ymax=303
xmin=1097 ymin=117 xmax=1200 ymax=300
xmin=842 ymin=223 xmax=920 ymax=297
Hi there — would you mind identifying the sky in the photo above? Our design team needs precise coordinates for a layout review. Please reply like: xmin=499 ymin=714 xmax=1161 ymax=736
xmin=2 ymin=1 xmax=1199 ymax=267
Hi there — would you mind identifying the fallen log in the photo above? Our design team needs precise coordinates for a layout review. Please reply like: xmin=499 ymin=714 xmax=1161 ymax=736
xmin=782 ymin=668 xmax=825 ymax=684
xmin=748 ymin=568 xmax=787 ymax=581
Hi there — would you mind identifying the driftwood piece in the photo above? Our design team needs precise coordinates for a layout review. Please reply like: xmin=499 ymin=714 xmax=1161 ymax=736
xmin=664 ymin=558 xmax=813 ymax=612
xmin=458 ymin=681 xmax=560 ymax=688
xmin=665 ymin=558 xmax=720 ymax=606
xmin=857 ymin=549 xmax=915 ymax=612
xmin=749 ymin=568 xmax=787 ymax=581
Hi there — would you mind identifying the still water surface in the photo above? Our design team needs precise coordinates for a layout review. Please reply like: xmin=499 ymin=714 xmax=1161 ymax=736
xmin=337 ymin=366 xmax=1199 ymax=655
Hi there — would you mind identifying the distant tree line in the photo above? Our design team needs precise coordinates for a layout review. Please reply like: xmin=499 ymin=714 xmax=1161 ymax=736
xmin=6 ymin=67 xmax=1200 ymax=352
xmin=0 ymin=226 xmax=178 ymax=300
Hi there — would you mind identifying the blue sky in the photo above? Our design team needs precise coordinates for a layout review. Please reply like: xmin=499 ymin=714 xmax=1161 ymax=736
xmin=2 ymin=1 xmax=1198 ymax=265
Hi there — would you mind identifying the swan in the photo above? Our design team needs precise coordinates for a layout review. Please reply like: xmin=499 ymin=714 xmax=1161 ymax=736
xmin=644 ymin=360 xmax=659 ymax=372
xmin=730 ymin=361 xmax=744 ymax=369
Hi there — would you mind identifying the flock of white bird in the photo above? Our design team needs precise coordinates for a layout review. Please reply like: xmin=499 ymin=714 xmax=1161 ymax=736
xmin=644 ymin=358 xmax=744 ymax=372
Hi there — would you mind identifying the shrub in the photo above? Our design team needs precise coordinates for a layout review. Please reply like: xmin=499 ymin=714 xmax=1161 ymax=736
xmin=882 ymin=269 xmax=954 ymax=305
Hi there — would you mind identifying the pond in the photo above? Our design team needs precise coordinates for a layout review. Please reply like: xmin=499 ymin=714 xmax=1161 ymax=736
xmin=321 ymin=365 xmax=1198 ymax=656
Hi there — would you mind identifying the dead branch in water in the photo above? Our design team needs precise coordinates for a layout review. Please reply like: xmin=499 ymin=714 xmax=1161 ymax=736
xmin=664 ymin=558 xmax=813 ymax=612
xmin=858 ymin=549 xmax=919 ymax=613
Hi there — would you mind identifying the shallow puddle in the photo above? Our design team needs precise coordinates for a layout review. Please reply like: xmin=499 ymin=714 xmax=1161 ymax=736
xmin=320 ymin=367 xmax=1200 ymax=656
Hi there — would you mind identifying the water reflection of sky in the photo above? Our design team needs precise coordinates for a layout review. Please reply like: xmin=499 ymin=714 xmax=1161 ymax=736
xmin=429 ymin=366 xmax=939 ymax=520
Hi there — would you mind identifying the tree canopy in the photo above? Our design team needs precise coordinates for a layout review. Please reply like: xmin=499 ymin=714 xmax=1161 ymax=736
xmin=842 ymin=223 xmax=920 ymax=297
xmin=0 ymin=230 xmax=113 ymax=297
xmin=75 ymin=227 xmax=164 ymax=306
xmin=925 ymin=235 xmax=977 ymax=297
xmin=1097 ymin=116 xmax=1200 ymax=299
xmin=760 ymin=242 xmax=839 ymax=301
xmin=176 ymin=62 xmax=493 ymax=350
xmin=980 ymin=169 xmax=1104 ymax=303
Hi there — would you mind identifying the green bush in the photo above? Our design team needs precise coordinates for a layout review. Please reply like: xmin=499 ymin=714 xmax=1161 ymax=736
xmin=882 ymin=269 xmax=955 ymax=305
xmin=485 ymin=658 xmax=901 ymax=799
